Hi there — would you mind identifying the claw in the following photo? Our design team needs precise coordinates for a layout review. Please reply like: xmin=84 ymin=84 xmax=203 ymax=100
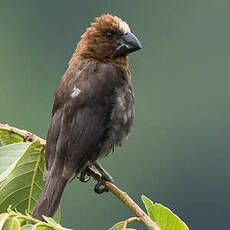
xmin=94 ymin=178 xmax=108 ymax=194
xmin=79 ymin=170 xmax=91 ymax=183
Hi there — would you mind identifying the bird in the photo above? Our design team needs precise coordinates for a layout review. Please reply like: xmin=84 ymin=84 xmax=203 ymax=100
xmin=32 ymin=14 xmax=142 ymax=220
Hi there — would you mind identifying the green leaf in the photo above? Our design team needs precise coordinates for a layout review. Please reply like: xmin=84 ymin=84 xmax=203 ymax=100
xmin=53 ymin=207 xmax=61 ymax=224
xmin=1 ymin=216 xmax=20 ymax=230
xmin=0 ymin=130 xmax=24 ymax=146
xmin=33 ymin=223 xmax=49 ymax=230
xmin=0 ymin=143 xmax=32 ymax=182
xmin=0 ymin=213 xmax=9 ymax=230
xmin=141 ymin=195 xmax=157 ymax=221
xmin=141 ymin=195 xmax=189 ymax=230
xmin=0 ymin=141 xmax=45 ymax=214
xmin=34 ymin=223 xmax=58 ymax=230
xmin=42 ymin=216 xmax=71 ymax=230
xmin=42 ymin=216 xmax=59 ymax=227
xmin=20 ymin=224 xmax=34 ymax=230
xmin=109 ymin=221 xmax=127 ymax=230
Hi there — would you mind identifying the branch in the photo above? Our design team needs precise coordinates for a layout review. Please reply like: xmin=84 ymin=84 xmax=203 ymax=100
xmin=0 ymin=123 xmax=45 ymax=145
xmin=107 ymin=182 xmax=160 ymax=230
xmin=0 ymin=123 xmax=160 ymax=230
xmin=87 ymin=168 xmax=160 ymax=230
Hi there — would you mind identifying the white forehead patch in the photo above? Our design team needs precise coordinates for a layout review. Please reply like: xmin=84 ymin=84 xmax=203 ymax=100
xmin=119 ymin=20 xmax=131 ymax=34
xmin=71 ymin=86 xmax=81 ymax=98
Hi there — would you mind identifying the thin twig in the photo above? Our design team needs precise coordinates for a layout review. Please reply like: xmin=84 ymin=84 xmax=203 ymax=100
xmin=0 ymin=123 xmax=160 ymax=230
xmin=0 ymin=123 xmax=45 ymax=145
xmin=87 ymin=168 xmax=160 ymax=230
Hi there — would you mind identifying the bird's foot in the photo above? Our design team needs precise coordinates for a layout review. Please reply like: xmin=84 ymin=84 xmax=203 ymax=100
xmin=94 ymin=177 xmax=108 ymax=194
xmin=93 ymin=161 xmax=114 ymax=194
xmin=78 ymin=169 xmax=91 ymax=183
xmin=79 ymin=162 xmax=114 ymax=194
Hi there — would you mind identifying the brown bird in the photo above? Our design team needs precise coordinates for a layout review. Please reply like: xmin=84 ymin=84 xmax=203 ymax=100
xmin=32 ymin=14 xmax=142 ymax=220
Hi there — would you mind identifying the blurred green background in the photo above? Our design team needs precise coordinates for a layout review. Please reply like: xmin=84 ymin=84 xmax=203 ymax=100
xmin=0 ymin=0 xmax=230 ymax=229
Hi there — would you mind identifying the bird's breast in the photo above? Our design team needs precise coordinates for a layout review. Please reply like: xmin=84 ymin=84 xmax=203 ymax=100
xmin=100 ymin=84 xmax=134 ymax=157
xmin=111 ymin=86 xmax=134 ymax=130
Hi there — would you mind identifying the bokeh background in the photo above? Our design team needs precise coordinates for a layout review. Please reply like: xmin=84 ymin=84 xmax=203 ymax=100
xmin=1 ymin=0 xmax=230 ymax=229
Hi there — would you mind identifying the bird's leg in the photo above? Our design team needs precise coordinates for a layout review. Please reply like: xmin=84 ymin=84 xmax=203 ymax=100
xmin=94 ymin=162 xmax=114 ymax=182
xmin=93 ymin=161 xmax=114 ymax=194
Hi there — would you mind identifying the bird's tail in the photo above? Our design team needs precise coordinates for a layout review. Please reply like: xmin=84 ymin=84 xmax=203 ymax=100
xmin=32 ymin=175 xmax=68 ymax=220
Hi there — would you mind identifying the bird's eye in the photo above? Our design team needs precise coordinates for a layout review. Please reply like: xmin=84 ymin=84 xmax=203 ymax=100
xmin=106 ymin=31 xmax=113 ymax=39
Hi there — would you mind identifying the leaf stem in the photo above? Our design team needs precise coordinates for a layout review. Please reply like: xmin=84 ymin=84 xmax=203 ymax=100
xmin=8 ymin=208 xmax=61 ymax=229
xmin=126 ymin=216 xmax=140 ymax=223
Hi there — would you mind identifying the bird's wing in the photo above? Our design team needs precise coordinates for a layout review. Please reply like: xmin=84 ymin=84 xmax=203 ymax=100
xmin=45 ymin=61 xmax=124 ymax=179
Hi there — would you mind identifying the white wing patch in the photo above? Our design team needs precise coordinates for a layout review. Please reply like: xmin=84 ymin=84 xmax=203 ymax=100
xmin=71 ymin=87 xmax=81 ymax=98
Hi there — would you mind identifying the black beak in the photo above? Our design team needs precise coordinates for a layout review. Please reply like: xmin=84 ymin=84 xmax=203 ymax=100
xmin=114 ymin=32 xmax=142 ymax=58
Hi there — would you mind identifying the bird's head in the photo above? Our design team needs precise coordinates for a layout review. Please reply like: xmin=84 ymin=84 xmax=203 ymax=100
xmin=73 ymin=14 xmax=142 ymax=65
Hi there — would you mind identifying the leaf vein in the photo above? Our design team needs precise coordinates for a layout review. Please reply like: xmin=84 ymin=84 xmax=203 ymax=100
xmin=0 ymin=185 xmax=31 ymax=205
xmin=34 ymin=181 xmax=43 ymax=191
xmin=27 ymin=148 xmax=43 ymax=211
xmin=2 ymin=170 xmax=34 ymax=185
xmin=17 ymin=160 xmax=39 ymax=167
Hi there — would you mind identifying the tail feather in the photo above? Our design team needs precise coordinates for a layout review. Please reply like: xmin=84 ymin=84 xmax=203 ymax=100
xmin=32 ymin=176 xmax=68 ymax=220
